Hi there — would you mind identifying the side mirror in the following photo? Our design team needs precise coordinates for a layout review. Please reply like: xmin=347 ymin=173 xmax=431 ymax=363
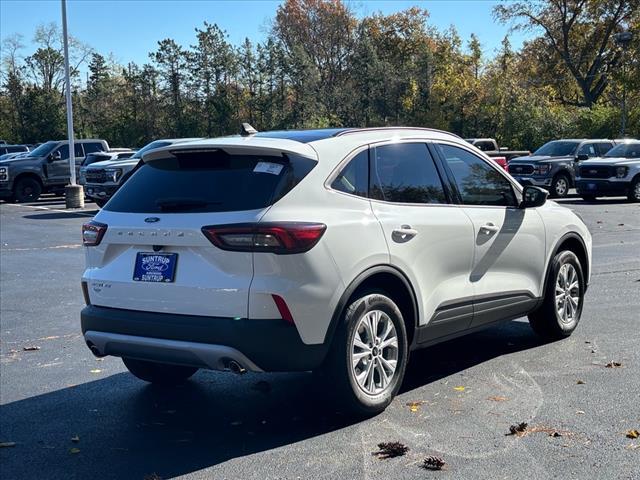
xmin=520 ymin=186 xmax=548 ymax=209
xmin=49 ymin=151 xmax=61 ymax=162
xmin=575 ymin=153 xmax=589 ymax=161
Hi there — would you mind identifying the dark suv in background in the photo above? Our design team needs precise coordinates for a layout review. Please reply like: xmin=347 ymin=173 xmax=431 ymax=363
xmin=0 ymin=139 xmax=108 ymax=202
xmin=507 ymin=139 xmax=614 ymax=198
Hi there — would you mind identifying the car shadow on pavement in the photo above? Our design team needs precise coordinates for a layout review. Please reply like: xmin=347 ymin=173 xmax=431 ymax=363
xmin=0 ymin=320 xmax=546 ymax=479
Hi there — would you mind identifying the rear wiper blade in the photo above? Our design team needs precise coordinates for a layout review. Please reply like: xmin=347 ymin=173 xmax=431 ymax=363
xmin=156 ymin=198 xmax=222 ymax=212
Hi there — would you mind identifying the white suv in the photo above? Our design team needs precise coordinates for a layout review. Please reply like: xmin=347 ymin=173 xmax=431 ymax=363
xmin=81 ymin=127 xmax=592 ymax=415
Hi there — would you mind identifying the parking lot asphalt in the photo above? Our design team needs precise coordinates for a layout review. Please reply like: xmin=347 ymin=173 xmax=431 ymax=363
xmin=1 ymin=194 xmax=639 ymax=480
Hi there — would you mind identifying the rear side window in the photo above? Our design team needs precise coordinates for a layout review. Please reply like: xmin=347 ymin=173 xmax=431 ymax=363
xmin=105 ymin=150 xmax=316 ymax=213
xmin=596 ymin=143 xmax=613 ymax=156
xmin=84 ymin=142 xmax=105 ymax=154
xmin=370 ymin=143 xmax=447 ymax=204
xmin=475 ymin=141 xmax=495 ymax=151
xmin=331 ymin=150 xmax=368 ymax=197
xmin=436 ymin=144 xmax=517 ymax=207
xmin=577 ymin=143 xmax=596 ymax=157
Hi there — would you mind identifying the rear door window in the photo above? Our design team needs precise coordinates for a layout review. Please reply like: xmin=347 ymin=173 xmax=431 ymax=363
xmin=436 ymin=143 xmax=517 ymax=207
xmin=577 ymin=143 xmax=596 ymax=157
xmin=83 ymin=142 xmax=104 ymax=154
xmin=105 ymin=150 xmax=316 ymax=213
xmin=370 ymin=143 xmax=447 ymax=204
xmin=596 ymin=143 xmax=613 ymax=156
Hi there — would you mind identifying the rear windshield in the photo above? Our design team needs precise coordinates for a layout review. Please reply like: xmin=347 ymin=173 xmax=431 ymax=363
xmin=104 ymin=150 xmax=316 ymax=213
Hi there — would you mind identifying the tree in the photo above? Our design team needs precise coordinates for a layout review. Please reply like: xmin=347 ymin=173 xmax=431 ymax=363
xmin=495 ymin=0 xmax=640 ymax=107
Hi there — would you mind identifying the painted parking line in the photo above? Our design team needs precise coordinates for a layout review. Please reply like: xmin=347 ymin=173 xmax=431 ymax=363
xmin=1 ymin=202 xmax=96 ymax=216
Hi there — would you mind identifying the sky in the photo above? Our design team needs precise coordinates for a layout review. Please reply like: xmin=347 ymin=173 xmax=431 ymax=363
xmin=1 ymin=0 xmax=530 ymax=68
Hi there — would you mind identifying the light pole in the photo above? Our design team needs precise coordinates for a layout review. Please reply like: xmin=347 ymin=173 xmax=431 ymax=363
xmin=61 ymin=0 xmax=84 ymax=208
xmin=614 ymin=30 xmax=633 ymax=138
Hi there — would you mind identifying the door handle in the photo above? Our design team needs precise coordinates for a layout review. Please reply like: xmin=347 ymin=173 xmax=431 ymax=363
xmin=392 ymin=225 xmax=418 ymax=240
xmin=479 ymin=222 xmax=500 ymax=234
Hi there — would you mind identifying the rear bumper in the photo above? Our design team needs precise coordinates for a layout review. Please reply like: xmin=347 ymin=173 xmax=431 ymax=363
xmin=81 ymin=305 xmax=329 ymax=372
xmin=575 ymin=179 xmax=629 ymax=196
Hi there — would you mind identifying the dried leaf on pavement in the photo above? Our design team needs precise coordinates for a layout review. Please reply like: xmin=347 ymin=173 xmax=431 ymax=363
xmin=90 ymin=369 xmax=102 ymax=374
xmin=605 ymin=361 xmax=622 ymax=368
xmin=576 ymin=380 xmax=585 ymax=385
xmin=421 ymin=455 xmax=446 ymax=470
xmin=23 ymin=346 xmax=40 ymax=351
xmin=406 ymin=401 xmax=425 ymax=412
xmin=453 ymin=386 xmax=465 ymax=392
xmin=69 ymin=448 xmax=80 ymax=454
xmin=488 ymin=395 xmax=508 ymax=402
xmin=373 ymin=441 xmax=409 ymax=459
xmin=626 ymin=429 xmax=639 ymax=439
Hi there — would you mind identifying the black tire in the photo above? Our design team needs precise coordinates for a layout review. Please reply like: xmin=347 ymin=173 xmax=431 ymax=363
xmin=94 ymin=198 xmax=108 ymax=208
xmin=550 ymin=174 xmax=570 ymax=198
xmin=528 ymin=250 xmax=585 ymax=340
xmin=628 ymin=177 xmax=640 ymax=202
xmin=322 ymin=291 xmax=408 ymax=416
xmin=122 ymin=358 xmax=198 ymax=385
xmin=581 ymin=195 xmax=596 ymax=202
xmin=12 ymin=176 xmax=42 ymax=203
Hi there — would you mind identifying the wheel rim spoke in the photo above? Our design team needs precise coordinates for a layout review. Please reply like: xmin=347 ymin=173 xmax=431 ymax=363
xmin=351 ymin=309 xmax=399 ymax=396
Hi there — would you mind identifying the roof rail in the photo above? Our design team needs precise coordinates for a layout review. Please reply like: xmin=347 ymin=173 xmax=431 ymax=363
xmin=335 ymin=127 xmax=462 ymax=139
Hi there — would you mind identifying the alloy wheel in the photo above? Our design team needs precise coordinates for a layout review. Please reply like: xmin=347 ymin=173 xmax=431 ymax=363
xmin=555 ymin=263 xmax=580 ymax=324
xmin=351 ymin=309 xmax=398 ymax=396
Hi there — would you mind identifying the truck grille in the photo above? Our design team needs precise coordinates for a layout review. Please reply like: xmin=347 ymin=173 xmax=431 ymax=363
xmin=579 ymin=165 xmax=613 ymax=179
xmin=84 ymin=170 xmax=107 ymax=183
xmin=508 ymin=164 xmax=534 ymax=175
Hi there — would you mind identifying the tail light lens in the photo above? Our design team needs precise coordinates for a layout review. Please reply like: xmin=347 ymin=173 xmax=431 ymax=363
xmin=202 ymin=222 xmax=326 ymax=254
xmin=82 ymin=221 xmax=107 ymax=246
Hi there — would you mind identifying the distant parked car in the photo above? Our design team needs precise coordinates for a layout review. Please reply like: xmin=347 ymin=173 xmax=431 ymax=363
xmin=0 ymin=144 xmax=29 ymax=156
xmin=575 ymin=140 xmax=640 ymax=202
xmin=465 ymin=138 xmax=530 ymax=161
xmin=84 ymin=139 xmax=201 ymax=207
xmin=79 ymin=149 xmax=135 ymax=186
xmin=0 ymin=139 xmax=109 ymax=202
xmin=507 ymin=139 xmax=615 ymax=198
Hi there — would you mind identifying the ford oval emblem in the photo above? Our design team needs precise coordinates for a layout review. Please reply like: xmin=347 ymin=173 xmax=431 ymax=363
xmin=144 ymin=217 xmax=160 ymax=223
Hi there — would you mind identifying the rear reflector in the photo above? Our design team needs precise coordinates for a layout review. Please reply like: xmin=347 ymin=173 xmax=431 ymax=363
xmin=202 ymin=222 xmax=326 ymax=254
xmin=82 ymin=221 xmax=107 ymax=246
xmin=271 ymin=294 xmax=295 ymax=325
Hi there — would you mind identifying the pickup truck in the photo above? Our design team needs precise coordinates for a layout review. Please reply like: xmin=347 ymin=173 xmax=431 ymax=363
xmin=507 ymin=139 xmax=615 ymax=198
xmin=575 ymin=140 xmax=640 ymax=202
xmin=84 ymin=138 xmax=201 ymax=207
xmin=0 ymin=139 xmax=109 ymax=202
xmin=465 ymin=138 xmax=530 ymax=161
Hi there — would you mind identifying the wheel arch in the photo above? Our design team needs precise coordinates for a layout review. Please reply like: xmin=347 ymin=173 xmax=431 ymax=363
xmin=545 ymin=232 xmax=590 ymax=293
xmin=554 ymin=168 xmax=573 ymax=187
xmin=13 ymin=172 xmax=44 ymax=188
xmin=324 ymin=265 xmax=419 ymax=347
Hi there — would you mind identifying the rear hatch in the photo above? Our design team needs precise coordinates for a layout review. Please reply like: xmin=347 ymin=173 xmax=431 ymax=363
xmin=83 ymin=142 xmax=317 ymax=319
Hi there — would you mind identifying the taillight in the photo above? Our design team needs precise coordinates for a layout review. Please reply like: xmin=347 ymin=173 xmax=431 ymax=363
xmin=202 ymin=222 xmax=326 ymax=254
xmin=82 ymin=221 xmax=107 ymax=246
